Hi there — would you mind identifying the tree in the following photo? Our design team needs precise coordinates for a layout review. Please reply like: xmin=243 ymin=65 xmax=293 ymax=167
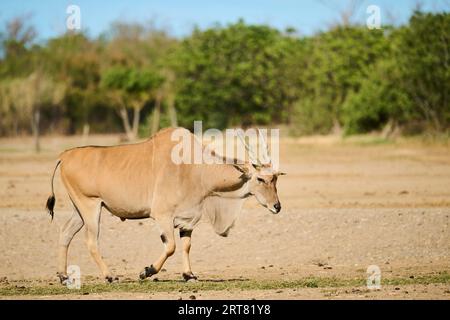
xmin=42 ymin=33 xmax=102 ymax=134
xmin=101 ymin=21 xmax=178 ymax=136
xmin=343 ymin=11 xmax=450 ymax=135
xmin=393 ymin=11 xmax=450 ymax=132
xmin=174 ymin=21 xmax=297 ymax=129
xmin=342 ymin=58 xmax=412 ymax=136
xmin=101 ymin=66 xmax=164 ymax=140
xmin=3 ymin=72 xmax=65 ymax=152
xmin=295 ymin=25 xmax=389 ymax=134
xmin=0 ymin=15 xmax=37 ymax=78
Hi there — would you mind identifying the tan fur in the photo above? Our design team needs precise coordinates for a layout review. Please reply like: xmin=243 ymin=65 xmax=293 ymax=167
xmin=49 ymin=127 xmax=282 ymax=282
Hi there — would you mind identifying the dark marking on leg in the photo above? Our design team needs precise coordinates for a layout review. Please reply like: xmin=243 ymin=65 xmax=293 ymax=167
xmin=57 ymin=272 xmax=68 ymax=285
xmin=105 ymin=276 xmax=119 ymax=283
xmin=182 ymin=272 xmax=198 ymax=282
xmin=160 ymin=233 xmax=167 ymax=244
xmin=139 ymin=264 xmax=158 ymax=280
xmin=180 ymin=229 xmax=192 ymax=238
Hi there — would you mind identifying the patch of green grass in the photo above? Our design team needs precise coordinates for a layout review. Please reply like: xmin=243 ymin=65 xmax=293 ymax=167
xmin=1 ymin=271 xmax=448 ymax=297
xmin=0 ymin=147 xmax=21 ymax=153
xmin=383 ymin=272 xmax=450 ymax=286
xmin=341 ymin=135 xmax=395 ymax=146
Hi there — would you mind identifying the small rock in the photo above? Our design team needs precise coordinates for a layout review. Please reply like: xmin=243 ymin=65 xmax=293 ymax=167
xmin=395 ymin=287 xmax=400 ymax=291
xmin=189 ymin=295 xmax=196 ymax=300
xmin=161 ymin=268 xmax=167 ymax=272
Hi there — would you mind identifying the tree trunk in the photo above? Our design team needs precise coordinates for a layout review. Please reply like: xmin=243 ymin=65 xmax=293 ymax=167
xmin=132 ymin=105 xmax=140 ymax=140
xmin=167 ymin=93 xmax=178 ymax=127
xmin=31 ymin=109 xmax=41 ymax=153
xmin=151 ymin=96 xmax=162 ymax=135
xmin=331 ymin=117 xmax=342 ymax=136
xmin=82 ymin=123 xmax=90 ymax=145
xmin=118 ymin=107 xmax=135 ymax=141
xmin=381 ymin=119 xmax=396 ymax=139
xmin=429 ymin=109 xmax=441 ymax=133
xmin=13 ymin=119 xmax=18 ymax=136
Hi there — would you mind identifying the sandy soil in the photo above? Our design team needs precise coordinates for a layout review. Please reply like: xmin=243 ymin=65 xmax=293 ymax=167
xmin=0 ymin=134 xmax=449 ymax=299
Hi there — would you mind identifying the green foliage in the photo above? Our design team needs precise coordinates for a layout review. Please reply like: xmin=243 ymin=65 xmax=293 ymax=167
xmin=291 ymin=26 xmax=390 ymax=134
xmin=342 ymin=11 xmax=450 ymax=135
xmin=102 ymin=67 xmax=164 ymax=95
xmin=0 ymin=11 xmax=448 ymax=137
xmin=342 ymin=59 xmax=412 ymax=134
xmin=291 ymin=97 xmax=335 ymax=135
xmin=393 ymin=11 xmax=450 ymax=132
xmin=174 ymin=21 xmax=299 ymax=129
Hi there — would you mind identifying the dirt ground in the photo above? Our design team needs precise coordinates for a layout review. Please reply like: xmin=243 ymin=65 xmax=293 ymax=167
xmin=0 ymin=134 xmax=449 ymax=299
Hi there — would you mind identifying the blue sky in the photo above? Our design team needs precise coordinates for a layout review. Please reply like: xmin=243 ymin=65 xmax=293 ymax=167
xmin=0 ymin=0 xmax=448 ymax=40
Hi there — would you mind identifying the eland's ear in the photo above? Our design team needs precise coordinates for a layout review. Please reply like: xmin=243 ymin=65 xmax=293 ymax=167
xmin=239 ymin=172 xmax=252 ymax=181
xmin=233 ymin=163 xmax=252 ymax=180
xmin=252 ymin=163 xmax=261 ymax=170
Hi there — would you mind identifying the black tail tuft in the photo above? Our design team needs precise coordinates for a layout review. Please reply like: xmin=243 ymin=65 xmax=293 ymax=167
xmin=46 ymin=160 xmax=61 ymax=222
xmin=46 ymin=195 xmax=56 ymax=221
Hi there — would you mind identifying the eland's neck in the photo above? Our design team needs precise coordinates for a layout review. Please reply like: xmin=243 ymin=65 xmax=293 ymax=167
xmin=201 ymin=164 xmax=250 ymax=199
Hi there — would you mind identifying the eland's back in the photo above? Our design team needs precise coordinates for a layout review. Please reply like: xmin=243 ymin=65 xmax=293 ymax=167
xmin=58 ymin=127 xmax=184 ymax=219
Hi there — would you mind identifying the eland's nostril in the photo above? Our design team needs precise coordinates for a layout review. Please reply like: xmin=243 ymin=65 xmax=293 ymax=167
xmin=274 ymin=202 xmax=281 ymax=213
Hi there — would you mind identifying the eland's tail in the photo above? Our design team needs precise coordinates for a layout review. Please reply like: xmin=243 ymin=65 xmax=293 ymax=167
xmin=46 ymin=160 xmax=61 ymax=221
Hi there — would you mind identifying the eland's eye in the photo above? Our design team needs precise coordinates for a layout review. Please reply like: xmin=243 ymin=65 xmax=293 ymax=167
xmin=257 ymin=177 xmax=265 ymax=184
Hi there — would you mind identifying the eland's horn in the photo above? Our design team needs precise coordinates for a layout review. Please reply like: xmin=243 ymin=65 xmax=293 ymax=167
xmin=237 ymin=130 xmax=260 ymax=165
xmin=257 ymin=129 xmax=271 ymax=165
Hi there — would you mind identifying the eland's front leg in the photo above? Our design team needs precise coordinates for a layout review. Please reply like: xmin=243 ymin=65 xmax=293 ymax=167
xmin=180 ymin=229 xmax=197 ymax=281
xmin=139 ymin=217 xmax=176 ymax=280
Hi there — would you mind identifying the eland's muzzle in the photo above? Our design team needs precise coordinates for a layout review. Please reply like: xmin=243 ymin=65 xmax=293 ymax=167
xmin=273 ymin=202 xmax=281 ymax=214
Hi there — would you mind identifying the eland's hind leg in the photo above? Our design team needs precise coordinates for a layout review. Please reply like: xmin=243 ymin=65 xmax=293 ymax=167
xmin=57 ymin=203 xmax=84 ymax=284
xmin=81 ymin=199 xmax=117 ymax=282
xmin=70 ymin=195 xmax=116 ymax=283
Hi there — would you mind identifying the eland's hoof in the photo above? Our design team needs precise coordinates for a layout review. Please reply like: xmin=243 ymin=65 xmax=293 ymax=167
xmin=182 ymin=272 xmax=198 ymax=282
xmin=139 ymin=265 xmax=158 ymax=280
xmin=57 ymin=273 xmax=69 ymax=285
xmin=105 ymin=276 xmax=119 ymax=283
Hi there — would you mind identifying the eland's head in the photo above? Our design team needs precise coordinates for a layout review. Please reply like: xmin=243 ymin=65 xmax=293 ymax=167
xmin=236 ymin=129 xmax=286 ymax=214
